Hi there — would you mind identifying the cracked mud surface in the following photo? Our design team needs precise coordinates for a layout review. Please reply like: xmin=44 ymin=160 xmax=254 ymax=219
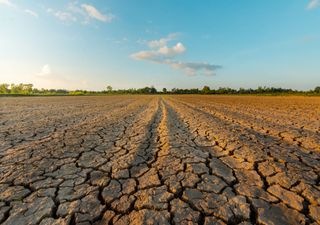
xmin=0 ymin=95 xmax=319 ymax=225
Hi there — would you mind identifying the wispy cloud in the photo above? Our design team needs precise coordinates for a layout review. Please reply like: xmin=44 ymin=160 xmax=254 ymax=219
xmin=0 ymin=0 xmax=40 ymax=18
xmin=148 ymin=33 xmax=179 ymax=48
xmin=131 ymin=34 xmax=221 ymax=76
xmin=24 ymin=9 xmax=38 ymax=17
xmin=47 ymin=2 xmax=113 ymax=24
xmin=47 ymin=8 xmax=77 ymax=22
xmin=0 ymin=0 xmax=14 ymax=7
xmin=307 ymin=0 xmax=320 ymax=10
xmin=81 ymin=4 xmax=114 ymax=23
xmin=169 ymin=61 xmax=222 ymax=76
xmin=133 ymin=57 xmax=221 ymax=76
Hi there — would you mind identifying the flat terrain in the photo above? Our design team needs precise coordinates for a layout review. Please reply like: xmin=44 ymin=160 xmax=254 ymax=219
xmin=0 ymin=95 xmax=319 ymax=225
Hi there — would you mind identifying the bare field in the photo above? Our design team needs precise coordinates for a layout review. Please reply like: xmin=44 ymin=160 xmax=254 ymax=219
xmin=0 ymin=95 xmax=319 ymax=225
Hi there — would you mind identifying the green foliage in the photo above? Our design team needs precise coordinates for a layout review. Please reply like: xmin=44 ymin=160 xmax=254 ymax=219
xmin=162 ymin=88 xmax=167 ymax=93
xmin=108 ymin=86 xmax=158 ymax=94
xmin=8 ymin=83 xmax=33 ymax=94
xmin=0 ymin=83 xmax=9 ymax=94
xmin=202 ymin=86 xmax=211 ymax=94
xmin=0 ymin=83 xmax=319 ymax=96
xmin=106 ymin=85 xmax=113 ymax=92
xmin=69 ymin=90 xmax=86 ymax=95
xmin=171 ymin=88 xmax=200 ymax=94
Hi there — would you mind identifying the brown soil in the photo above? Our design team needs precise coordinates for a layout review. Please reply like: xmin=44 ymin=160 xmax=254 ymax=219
xmin=0 ymin=95 xmax=319 ymax=225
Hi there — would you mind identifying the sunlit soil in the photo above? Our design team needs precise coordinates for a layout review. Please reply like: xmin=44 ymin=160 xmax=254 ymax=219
xmin=0 ymin=95 xmax=319 ymax=225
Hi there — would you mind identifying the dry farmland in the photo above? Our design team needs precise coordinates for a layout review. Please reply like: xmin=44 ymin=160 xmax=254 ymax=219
xmin=0 ymin=95 xmax=319 ymax=225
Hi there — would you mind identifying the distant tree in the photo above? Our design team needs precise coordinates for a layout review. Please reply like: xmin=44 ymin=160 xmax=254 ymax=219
xmin=150 ymin=86 xmax=157 ymax=94
xmin=2 ymin=83 xmax=319 ymax=96
xmin=257 ymin=86 xmax=264 ymax=93
xmin=56 ymin=89 xmax=68 ymax=94
xmin=138 ymin=86 xmax=157 ymax=94
xmin=23 ymin=84 xmax=33 ymax=94
xmin=9 ymin=83 xmax=33 ymax=94
xmin=70 ymin=90 xmax=85 ymax=95
xmin=106 ymin=85 xmax=113 ymax=92
xmin=10 ymin=83 xmax=20 ymax=94
xmin=0 ymin=83 xmax=9 ymax=94
xmin=162 ymin=88 xmax=167 ymax=94
xmin=238 ymin=87 xmax=246 ymax=94
xmin=202 ymin=86 xmax=211 ymax=94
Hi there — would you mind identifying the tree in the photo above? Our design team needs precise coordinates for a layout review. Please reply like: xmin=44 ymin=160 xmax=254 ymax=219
xmin=10 ymin=83 xmax=23 ymax=94
xmin=202 ymin=86 xmax=211 ymax=94
xmin=314 ymin=86 xmax=320 ymax=93
xmin=150 ymin=86 xmax=157 ymax=94
xmin=162 ymin=88 xmax=167 ymax=94
xmin=22 ymin=84 xmax=33 ymax=94
xmin=106 ymin=85 xmax=113 ymax=92
xmin=0 ymin=83 xmax=9 ymax=94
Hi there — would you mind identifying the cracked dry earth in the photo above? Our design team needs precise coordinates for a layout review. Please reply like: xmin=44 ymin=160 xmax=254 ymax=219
xmin=0 ymin=96 xmax=319 ymax=225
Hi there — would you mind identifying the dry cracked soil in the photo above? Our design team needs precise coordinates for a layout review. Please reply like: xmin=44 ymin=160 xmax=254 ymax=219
xmin=0 ymin=95 xmax=319 ymax=225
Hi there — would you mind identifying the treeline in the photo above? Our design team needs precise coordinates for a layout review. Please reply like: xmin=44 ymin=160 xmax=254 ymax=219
xmin=1 ymin=83 xmax=320 ymax=96
xmin=0 ymin=83 xmax=69 ymax=95
xmin=0 ymin=84 xmax=159 ymax=95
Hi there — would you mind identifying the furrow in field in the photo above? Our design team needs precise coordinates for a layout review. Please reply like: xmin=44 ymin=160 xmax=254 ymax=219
xmin=0 ymin=96 xmax=319 ymax=225
xmin=173 ymin=95 xmax=320 ymax=133
xmin=0 ymin=96 xmax=132 ymax=152
xmin=165 ymin=97 xmax=319 ymax=225
xmin=172 ymin=96 xmax=320 ymax=152
xmin=0 ymin=97 xmax=159 ymax=225
xmin=0 ymin=96 xmax=147 ymax=155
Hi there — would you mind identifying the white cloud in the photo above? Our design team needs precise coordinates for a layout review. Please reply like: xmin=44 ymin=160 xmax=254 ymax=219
xmin=81 ymin=4 xmax=114 ymax=22
xmin=0 ymin=0 xmax=38 ymax=17
xmin=24 ymin=9 xmax=38 ymax=17
xmin=37 ymin=64 xmax=52 ymax=77
xmin=131 ymin=35 xmax=221 ymax=76
xmin=131 ymin=50 xmax=158 ymax=60
xmin=169 ymin=61 xmax=221 ymax=76
xmin=307 ymin=0 xmax=320 ymax=9
xmin=47 ymin=3 xmax=114 ymax=24
xmin=148 ymin=33 xmax=179 ymax=48
xmin=132 ymin=42 xmax=186 ymax=60
xmin=47 ymin=8 xmax=77 ymax=22
xmin=67 ymin=1 xmax=84 ymax=15
xmin=0 ymin=0 xmax=14 ymax=7
xmin=158 ymin=42 xmax=186 ymax=56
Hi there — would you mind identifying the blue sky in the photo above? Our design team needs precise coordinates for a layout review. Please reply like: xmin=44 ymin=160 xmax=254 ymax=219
xmin=0 ymin=0 xmax=320 ymax=90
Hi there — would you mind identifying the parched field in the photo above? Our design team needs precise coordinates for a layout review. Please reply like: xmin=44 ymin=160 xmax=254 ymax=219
xmin=0 ymin=95 xmax=319 ymax=225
